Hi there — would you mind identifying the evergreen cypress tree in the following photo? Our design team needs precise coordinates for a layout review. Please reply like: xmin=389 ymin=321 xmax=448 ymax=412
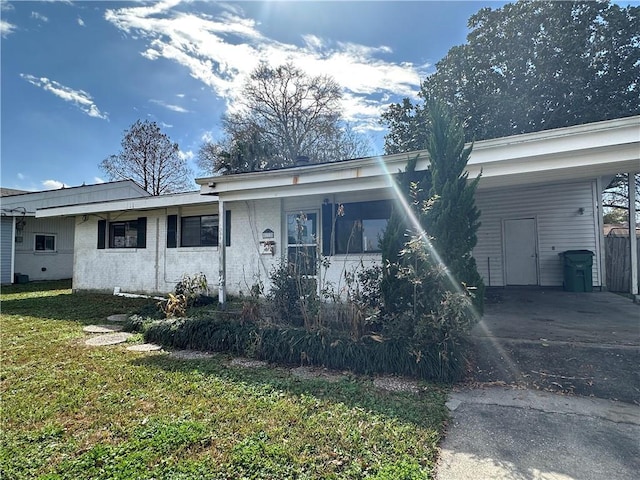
xmin=424 ymin=100 xmax=484 ymax=312
xmin=380 ymin=155 xmax=431 ymax=316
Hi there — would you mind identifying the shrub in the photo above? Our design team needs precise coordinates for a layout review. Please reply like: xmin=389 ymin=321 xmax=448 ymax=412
xmin=139 ymin=316 xmax=467 ymax=382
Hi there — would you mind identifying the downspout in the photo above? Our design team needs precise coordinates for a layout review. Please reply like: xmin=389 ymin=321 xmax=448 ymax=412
xmin=218 ymin=198 xmax=226 ymax=308
xmin=154 ymin=217 xmax=160 ymax=292
xmin=629 ymin=172 xmax=638 ymax=296
xmin=11 ymin=217 xmax=16 ymax=283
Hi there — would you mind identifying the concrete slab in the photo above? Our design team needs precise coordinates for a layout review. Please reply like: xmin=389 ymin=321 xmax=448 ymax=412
xmin=437 ymin=387 xmax=640 ymax=480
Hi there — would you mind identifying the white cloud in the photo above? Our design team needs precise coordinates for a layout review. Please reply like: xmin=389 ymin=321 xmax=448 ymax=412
xmin=17 ymin=172 xmax=25 ymax=180
xmin=178 ymin=149 xmax=194 ymax=161
xmin=200 ymin=130 xmax=215 ymax=143
xmin=104 ymin=2 xmax=425 ymax=134
xmin=42 ymin=179 xmax=70 ymax=190
xmin=77 ymin=17 xmax=85 ymax=27
xmin=94 ymin=177 xmax=105 ymax=184
xmin=20 ymin=74 xmax=109 ymax=120
xmin=31 ymin=11 xmax=49 ymax=23
xmin=150 ymin=98 xmax=189 ymax=113
xmin=0 ymin=19 xmax=17 ymax=38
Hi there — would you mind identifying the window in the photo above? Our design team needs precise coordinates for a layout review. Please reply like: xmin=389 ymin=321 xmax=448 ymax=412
xmin=167 ymin=213 xmax=230 ymax=249
xmin=180 ymin=215 xmax=218 ymax=247
xmin=109 ymin=220 xmax=139 ymax=248
xmin=334 ymin=200 xmax=391 ymax=254
xmin=35 ymin=234 xmax=55 ymax=252
xmin=99 ymin=217 xmax=147 ymax=249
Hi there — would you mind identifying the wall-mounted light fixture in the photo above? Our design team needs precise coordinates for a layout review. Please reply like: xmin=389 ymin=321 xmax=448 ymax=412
xmin=262 ymin=228 xmax=275 ymax=239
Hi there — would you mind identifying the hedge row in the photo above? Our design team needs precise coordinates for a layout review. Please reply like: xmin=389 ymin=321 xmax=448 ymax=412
xmin=133 ymin=316 xmax=468 ymax=383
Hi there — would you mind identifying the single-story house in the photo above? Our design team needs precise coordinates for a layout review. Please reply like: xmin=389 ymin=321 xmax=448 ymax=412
xmin=36 ymin=116 xmax=639 ymax=301
xmin=1 ymin=180 xmax=149 ymax=284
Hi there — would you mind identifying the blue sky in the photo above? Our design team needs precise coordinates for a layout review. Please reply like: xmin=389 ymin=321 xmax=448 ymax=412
xmin=1 ymin=0 xmax=511 ymax=192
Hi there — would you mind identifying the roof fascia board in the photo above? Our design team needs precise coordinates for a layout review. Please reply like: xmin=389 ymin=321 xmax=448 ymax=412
xmin=197 ymin=116 xmax=639 ymax=198
xmin=36 ymin=192 xmax=216 ymax=218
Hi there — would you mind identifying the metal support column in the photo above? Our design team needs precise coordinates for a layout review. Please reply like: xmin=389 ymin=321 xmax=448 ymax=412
xmin=629 ymin=173 xmax=638 ymax=296
xmin=218 ymin=199 xmax=227 ymax=308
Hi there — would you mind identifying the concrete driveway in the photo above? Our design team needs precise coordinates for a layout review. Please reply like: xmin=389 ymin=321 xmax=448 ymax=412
xmin=436 ymin=289 xmax=640 ymax=480
xmin=471 ymin=288 xmax=640 ymax=403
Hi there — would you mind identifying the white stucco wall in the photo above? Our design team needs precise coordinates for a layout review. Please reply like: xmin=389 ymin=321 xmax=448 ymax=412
xmin=69 ymin=178 xmax=602 ymax=295
xmin=73 ymin=208 xmax=220 ymax=295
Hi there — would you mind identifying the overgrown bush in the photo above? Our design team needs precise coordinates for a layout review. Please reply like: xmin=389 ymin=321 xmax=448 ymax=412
xmin=136 ymin=315 xmax=468 ymax=382
xmin=175 ymin=272 xmax=210 ymax=306
xmin=267 ymin=256 xmax=321 ymax=330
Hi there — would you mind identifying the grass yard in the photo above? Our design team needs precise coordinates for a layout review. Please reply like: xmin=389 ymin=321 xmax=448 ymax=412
xmin=1 ymin=281 xmax=449 ymax=479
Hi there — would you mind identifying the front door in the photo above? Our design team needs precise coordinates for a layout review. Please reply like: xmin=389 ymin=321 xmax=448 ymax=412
xmin=286 ymin=211 xmax=318 ymax=276
xmin=504 ymin=218 xmax=538 ymax=285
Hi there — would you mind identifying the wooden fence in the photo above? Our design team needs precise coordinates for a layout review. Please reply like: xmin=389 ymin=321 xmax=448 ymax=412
xmin=605 ymin=236 xmax=640 ymax=292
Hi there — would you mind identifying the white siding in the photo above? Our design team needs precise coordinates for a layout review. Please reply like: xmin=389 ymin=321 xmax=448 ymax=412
xmin=1 ymin=217 xmax=14 ymax=283
xmin=473 ymin=180 xmax=599 ymax=287
xmin=13 ymin=217 xmax=75 ymax=281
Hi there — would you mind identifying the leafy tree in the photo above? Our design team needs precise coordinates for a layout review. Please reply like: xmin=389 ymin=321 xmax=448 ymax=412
xmin=382 ymin=0 xmax=639 ymax=151
xmin=100 ymin=120 xmax=193 ymax=195
xmin=199 ymin=63 xmax=371 ymax=174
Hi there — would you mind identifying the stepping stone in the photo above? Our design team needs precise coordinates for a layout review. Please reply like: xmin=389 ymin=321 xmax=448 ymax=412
xmin=291 ymin=366 xmax=346 ymax=383
xmin=230 ymin=357 xmax=267 ymax=368
xmin=169 ymin=350 xmax=214 ymax=360
xmin=127 ymin=343 xmax=162 ymax=352
xmin=106 ymin=314 xmax=128 ymax=323
xmin=373 ymin=375 xmax=420 ymax=394
xmin=85 ymin=332 xmax=132 ymax=346
xmin=84 ymin=324 xmax=124 ymax=333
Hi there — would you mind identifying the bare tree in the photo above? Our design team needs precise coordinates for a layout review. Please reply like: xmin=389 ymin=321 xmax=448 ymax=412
xmin=199 ymin=63 xmax=371 ymax=175
xmin=603 ymin=173 xmax=640 ymax=223
xmin=100 ymin=120 xmax=193 ymax=195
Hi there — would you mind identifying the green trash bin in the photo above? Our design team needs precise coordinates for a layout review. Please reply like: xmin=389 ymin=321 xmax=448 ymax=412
xmin=561 ymin=250 xmax=594 ymax=292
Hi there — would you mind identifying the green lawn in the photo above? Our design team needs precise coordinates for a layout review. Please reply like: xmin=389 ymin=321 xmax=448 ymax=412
xmin=1 ymin=281 xmax=448 ymax=479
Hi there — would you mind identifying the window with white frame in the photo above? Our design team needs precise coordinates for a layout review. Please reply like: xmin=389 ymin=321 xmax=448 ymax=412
xmin=35 ymin=234 xmax=55 ymax=252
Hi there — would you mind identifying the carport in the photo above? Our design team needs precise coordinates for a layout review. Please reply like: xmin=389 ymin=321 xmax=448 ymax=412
xmin=470 ymin=288 xmax=640 ymax=404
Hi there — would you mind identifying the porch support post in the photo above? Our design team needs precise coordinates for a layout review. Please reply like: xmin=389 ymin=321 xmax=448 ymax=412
xmin=218 ymin=198 xmax=227 ymax=308
xmin=629 ymin=172 xmax=638 ymax=296
xmin=595 ymin=177 xmax=606 ymax=290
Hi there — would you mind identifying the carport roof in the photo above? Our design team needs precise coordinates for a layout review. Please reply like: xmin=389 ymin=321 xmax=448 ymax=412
xmin=196 ymin=115 xmax=639 ymax=201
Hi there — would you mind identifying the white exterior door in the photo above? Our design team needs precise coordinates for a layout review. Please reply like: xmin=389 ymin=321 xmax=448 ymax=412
xmin=504 ymin=218 xmax=538 ymax=285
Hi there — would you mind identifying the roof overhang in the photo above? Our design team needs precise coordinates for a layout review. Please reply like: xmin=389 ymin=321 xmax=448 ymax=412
xmin=36 ymin=191 xmax=215 ymax=218
xmin=196 ymin=116 xmax=639 ymax=201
